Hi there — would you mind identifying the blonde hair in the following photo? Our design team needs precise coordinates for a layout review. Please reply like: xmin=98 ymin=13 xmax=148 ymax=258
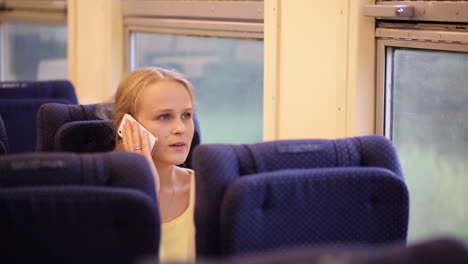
xmin=113 ymin=67 xmax=194 ymax=140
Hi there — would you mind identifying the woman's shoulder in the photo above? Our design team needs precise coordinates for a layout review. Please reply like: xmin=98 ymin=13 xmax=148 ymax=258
xmin=175 ymin=166 xmax=194 ymax=177
xmin=185 ymin=168 xmax=195 ymax=176
xmin=175 ymin=166 xmax=193 ymax=189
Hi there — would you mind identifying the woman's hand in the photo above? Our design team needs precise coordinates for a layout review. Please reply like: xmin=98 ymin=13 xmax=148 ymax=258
xmin=122 ymin=120 xmax=160 ymax=193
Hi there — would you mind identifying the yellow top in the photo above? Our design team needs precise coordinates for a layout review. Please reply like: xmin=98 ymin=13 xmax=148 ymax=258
xmin=159 ymin=169 xmax=196 ymax=263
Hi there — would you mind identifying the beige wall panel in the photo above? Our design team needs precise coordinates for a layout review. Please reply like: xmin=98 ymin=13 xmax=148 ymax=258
xmin=263 ymin=0 xmax=279 ymax=141
xmin=346 ymin=0 xmax=376 ymax=136
xmin=68 ymin=0 xmax=123 ymax=104
xmin=278 ymin=0 xmax=344 ymax=139
xmin=265 ymin=0 xmax=375 ymax=140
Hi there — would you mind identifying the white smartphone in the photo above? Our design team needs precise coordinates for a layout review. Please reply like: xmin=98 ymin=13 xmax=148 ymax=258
xmin=118 ymin=113 xmax=158 ymax=155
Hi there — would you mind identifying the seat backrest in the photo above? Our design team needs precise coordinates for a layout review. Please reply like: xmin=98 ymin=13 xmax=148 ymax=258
xmin=36 ymin=102 xmax=202 ymax=168
xmin=0 ymin=80 xmax=77 ymax=153
xmin=0 ymin=152 xmax=160 ymax=264
xmin=0 ymin=114 xmax=8 ymax=154
xmin=36 ymin=102 xmax=111 ymax=151
xmin=192 ymin=135 xmax=408 ymax=256
xmin=0 ymin=188 xmax=159 ymax=264
xmin=0 ymin=98 xmax=74 ymax=153
xmin=0 ymin=80 xmax=78 ymax=103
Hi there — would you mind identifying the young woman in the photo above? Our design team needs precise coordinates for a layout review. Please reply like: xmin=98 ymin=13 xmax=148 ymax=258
xmin=113 ymin=67 xmax=196 ymax=262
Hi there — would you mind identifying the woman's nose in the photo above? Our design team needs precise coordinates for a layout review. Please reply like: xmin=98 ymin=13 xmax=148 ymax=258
xmin=172 ymin=118 xmax=185 ymax=134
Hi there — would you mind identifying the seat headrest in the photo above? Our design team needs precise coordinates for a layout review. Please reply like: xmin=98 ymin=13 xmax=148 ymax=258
xmin=55 ymin=120 xmax=116 ymax=152
xmin=194 ymin=135 xmax=402 ymax=178
xmin=40 ymin=102 xmax=113 ymax=121
xmin=36 ymin=102 xmax=114 ymax=151
xmin=0 ymin=152 xmax=156 ymax=200
xmin=54 ymin=119 xmax=200 ymax=169
xmin=0 ymin=80 xmax=77 ymax=103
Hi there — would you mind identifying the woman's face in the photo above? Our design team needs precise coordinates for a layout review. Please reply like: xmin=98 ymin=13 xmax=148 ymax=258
xmin=135 ymin=80 xmax=194 ymax=166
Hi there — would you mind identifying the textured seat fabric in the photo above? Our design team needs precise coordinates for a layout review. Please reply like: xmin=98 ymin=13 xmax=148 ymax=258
xmin=0 ymin=98 xmax=73 ymax=153
xmin=192 ymin=135 xmax=409 ymax=256
xmin=36 ymin=102 xmax=202 ymax=168
xmin=0 ymin=152 xmax=160 ymax=264
xmin=0 ymin=188 xmax=158 ymax=264
xmin=0 ymin=80 xmax=78 ymax=103
xmin=0 ymin=114 xmax=8 ymax=154
xmin=55 ymin=120 xmax=116 ymax=152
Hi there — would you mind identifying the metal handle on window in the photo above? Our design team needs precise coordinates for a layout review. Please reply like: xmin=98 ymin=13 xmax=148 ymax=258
xmin=362 ymin=5 xmax=414 ymax=18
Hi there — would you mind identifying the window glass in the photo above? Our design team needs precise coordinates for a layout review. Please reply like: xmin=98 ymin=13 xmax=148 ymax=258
xmin=388 ymin=48 xmax=468 ymax=240
xmin=132 ymin=32 xmax=264 ymax=144
xmin=0 ymin=22 xmax=67 ymax=81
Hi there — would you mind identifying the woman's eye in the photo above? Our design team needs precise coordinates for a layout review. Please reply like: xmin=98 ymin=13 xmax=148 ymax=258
xmin=182 ymin=112 xmax=192 ymax=119
xmin=157 ymin=114 xmax=170 ymax=120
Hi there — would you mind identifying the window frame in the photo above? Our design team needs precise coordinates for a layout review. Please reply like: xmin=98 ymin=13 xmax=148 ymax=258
xmin=0 ymin=0 xmax=66 ymax=24
xmin=123 ymin=0 xmax=263 ymax=21
xmin=375 ymin=28 xmax=468 ymax=137
xmin=1 ymin=0 xmax=66 ymax=10
xmin=374 ymin=1 xmax=468 ymax=23
xmin=123 ymin=0 xmax=264 ymax=73
xmin=0 ymin=0 xmax=67 ymax=80
xmin=125 ymin=21 xmax=263 ymax=71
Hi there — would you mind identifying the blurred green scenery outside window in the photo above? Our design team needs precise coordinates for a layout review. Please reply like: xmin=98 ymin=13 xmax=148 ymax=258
xmin=389 ymin=48 xmax=468 ymax=241
xmin=131 ymin=32 xmax=264 ymax=144
xmin=0 ymin=23 xmax=67 ymax=81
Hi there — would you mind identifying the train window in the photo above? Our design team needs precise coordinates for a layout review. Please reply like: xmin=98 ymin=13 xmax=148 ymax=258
xmin=373 ymin=1 xmax=468 ymax=241
xmin=0 ymin=23 xmax=67 ymax=81
xmin=0 ymin=0 xmax=67 ymax=81
xmin=124 ymin=0 xmax=264 ymax=144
